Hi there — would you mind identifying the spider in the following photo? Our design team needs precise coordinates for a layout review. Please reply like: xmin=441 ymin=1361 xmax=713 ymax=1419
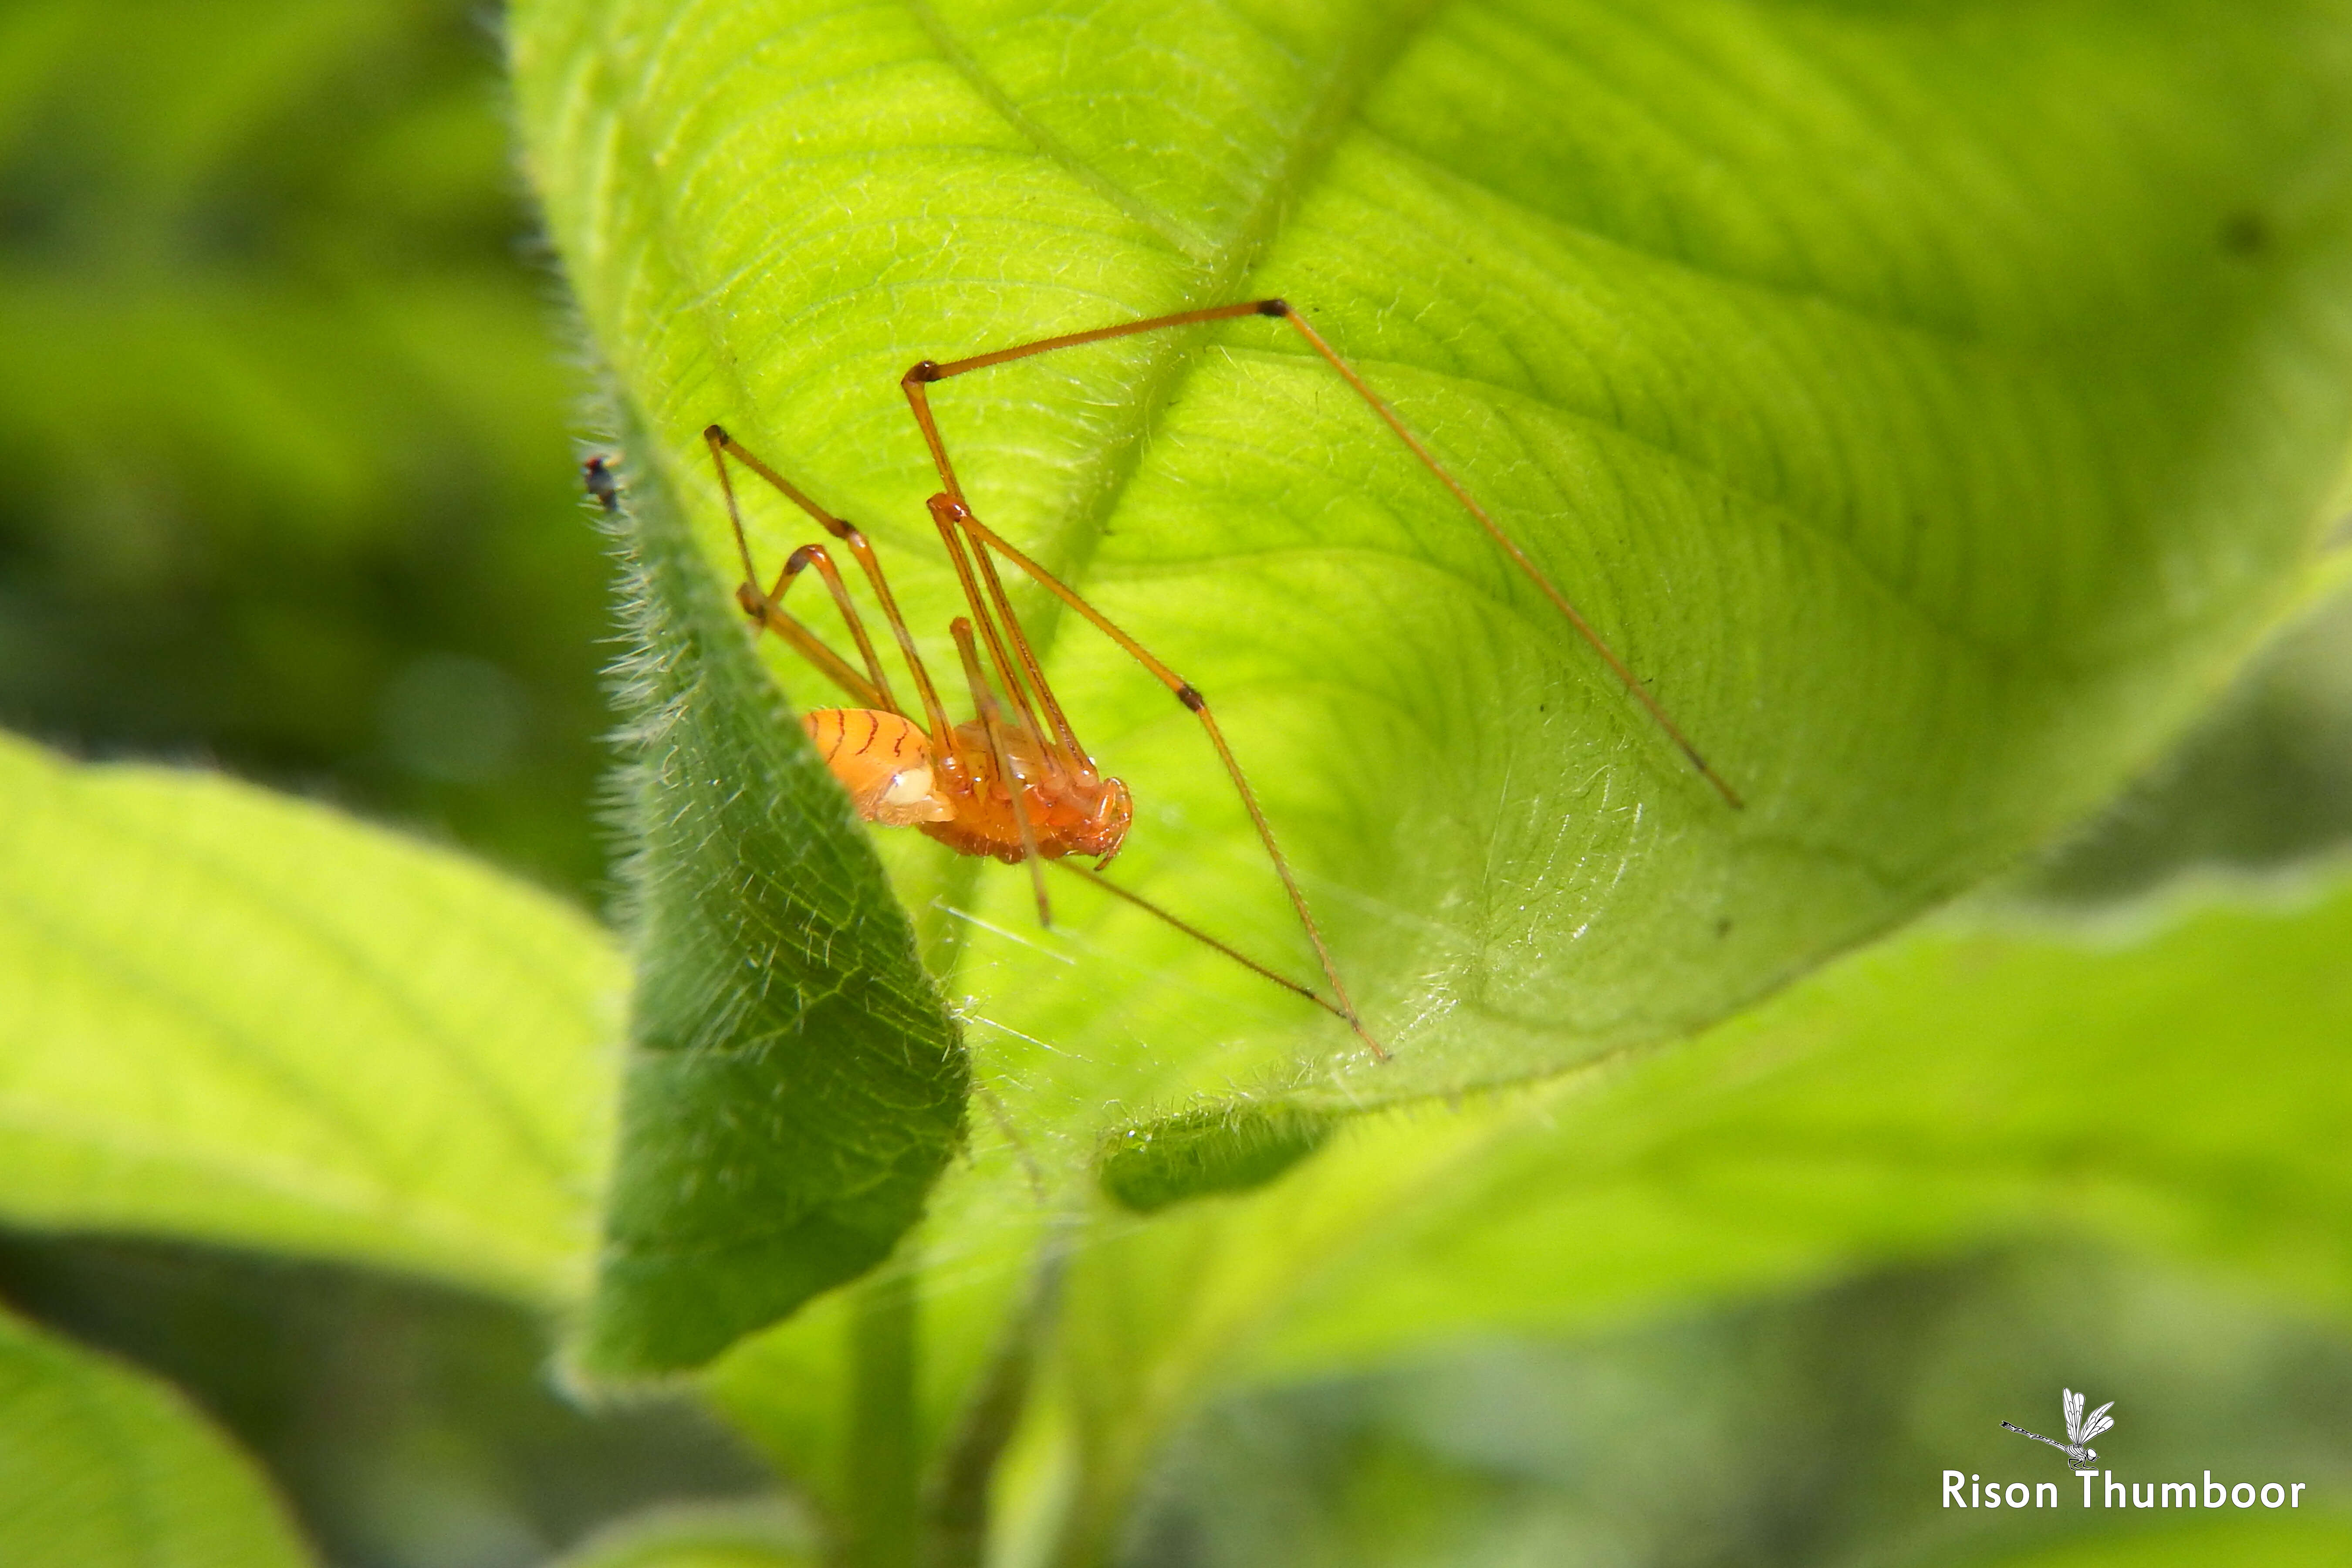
xmin=591 ymin=299 xmax=1738 ymax=1059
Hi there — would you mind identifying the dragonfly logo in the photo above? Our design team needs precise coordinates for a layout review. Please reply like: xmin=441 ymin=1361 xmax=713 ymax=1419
xmin=2001 ymin=1387 xmax=2113 ymax=1470
xmin=1944 ymin=1386 xmax=2311 ymax=1513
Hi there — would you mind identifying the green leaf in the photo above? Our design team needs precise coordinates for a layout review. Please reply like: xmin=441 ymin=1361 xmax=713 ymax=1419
xmin=0 ymin=731 xmax=619 ymax=1304
xmin=1020 ymin=867 xmax=2352 ymax=1561
xmin=577 ymin=413 xmax=968 ymax=1377
xmin=1097 ymin=1105 xmax=1334 ymax=1214
xmin=0 ymin=1307 xmax=314 ymax=1568
xmin=511 ymin=0 xmax=2352 ymax=1198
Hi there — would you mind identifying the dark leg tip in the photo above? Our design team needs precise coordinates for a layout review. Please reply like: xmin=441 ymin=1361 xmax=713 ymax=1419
xmin=1257 ymin=298 xmax=1290 ymax=317
xmin=703 ymin=422 xmax=727 ymax=442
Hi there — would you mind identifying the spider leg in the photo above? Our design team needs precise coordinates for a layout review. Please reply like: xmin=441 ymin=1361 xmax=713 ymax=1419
xmin=768 ymin=544 xmax=902 ymax=713
xmin=929 ymin=493 xmax=1384 ymax=1061
xmin=926 ymin=492 xmax=1068 ymax=790
xmin=950 ymin=617 xmax=1052 ymax=927
xmin=900 ymin=299 xmax=1741 ymax=808
xmin=1051 ymin=860 xmax=1349 ymax=1023
xmin=1264 ymin=305 xmax=1741 ymax=808
xmin=733 ymin=561 xmax=890 ymax=712
xmin=705 ymin=425 xmax=956 ymax=751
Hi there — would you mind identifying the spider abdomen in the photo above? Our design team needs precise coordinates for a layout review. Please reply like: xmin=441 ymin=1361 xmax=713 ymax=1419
xmin=802 ymin=708 xmax=953 ymax=825
xmin=804 ymin=708 xmax=1132 ymax=863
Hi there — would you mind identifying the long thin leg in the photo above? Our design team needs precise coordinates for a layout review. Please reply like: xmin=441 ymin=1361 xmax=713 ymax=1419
xmin=705 ymin=424 xmax=958 ymax=753
xmin=739 ymin=574 xmax=891 ymax=710
xmin=605 ymin=449 xmax=883 ymax=706
xmin=929 ymin=490 xmax=1384 ymax=1060
xmin=950 ymin=617 xmax=1053 ymax=926
xmin=773 ymin=544 xmax=902 ymax=714
xmin=901 ymin=301 xmax=1264 ymax=513
xmin=926 ymin=499 xmax=1060 ymax=778
xmin=955 ymin=513 xmax=1092 ymax=774
xmin=591 ymin=451 xmax=874 ymax=706
xmin=900 ymin=301 xmax=1741 ymax=809
xmin=1272 ymin=308 xmax=1741 ymax=808
xmin=1050 ymin=860 xmax=1349 ymax=1024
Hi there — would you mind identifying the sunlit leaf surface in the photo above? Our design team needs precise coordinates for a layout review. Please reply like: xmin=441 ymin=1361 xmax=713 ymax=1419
xmin=513 ymin=0 xmax=2352 ymax=1206
xmin=0 ymin=1307 xmax=313 ymax=1568
xmin=0 ymin=733 xmax=620 ymax=1303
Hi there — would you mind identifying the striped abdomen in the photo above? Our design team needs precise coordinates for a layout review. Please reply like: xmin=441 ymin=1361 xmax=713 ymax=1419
xmin=804 ymin=708 xmax=1132 ymax=865
xmin=802 ymin=708 xmax=954 ymax=825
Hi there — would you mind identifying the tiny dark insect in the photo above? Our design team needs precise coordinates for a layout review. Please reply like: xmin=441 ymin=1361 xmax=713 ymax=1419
xmin=594 ymin=300 xmax=1737 ymax=1058
xmin=584 ymin=454 xmax=621 ymax=512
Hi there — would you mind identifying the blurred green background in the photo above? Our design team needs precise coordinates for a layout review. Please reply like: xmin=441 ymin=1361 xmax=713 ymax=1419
xmin=0 ymin=0 xmax=608 ymax=900
xmin=3 ymin=1 xmax=2350 ymax=1565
